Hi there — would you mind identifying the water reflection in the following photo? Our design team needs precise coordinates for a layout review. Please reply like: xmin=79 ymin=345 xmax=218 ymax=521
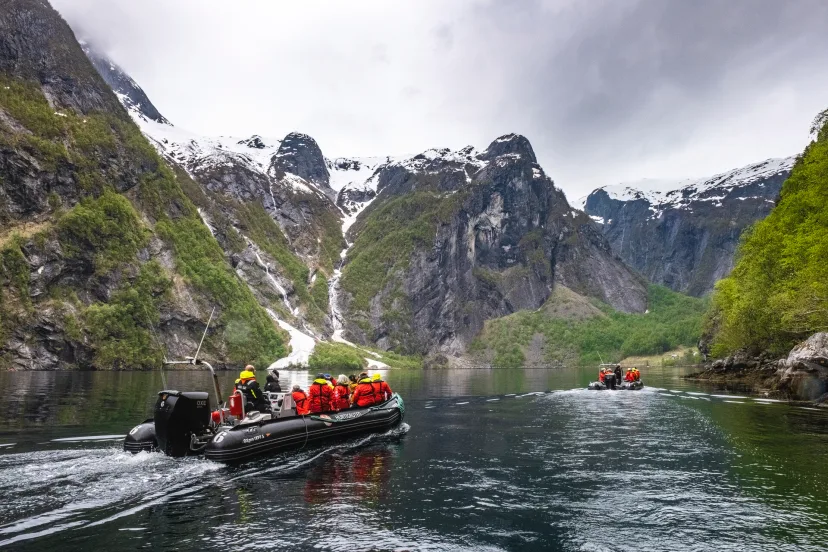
xmin=304 ymin=447 xmax=393 ymax=506
xmin=2 ymin=367 xmax=828 ymax=550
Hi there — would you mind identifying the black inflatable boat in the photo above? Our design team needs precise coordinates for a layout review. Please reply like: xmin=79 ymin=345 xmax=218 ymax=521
xmin=587 ymin=379 xmax=644 ymax=391
xmin=205 ymin=394 xmax=404 ymax=463
xmin=123 ymin=359 xmax=405 ymax=463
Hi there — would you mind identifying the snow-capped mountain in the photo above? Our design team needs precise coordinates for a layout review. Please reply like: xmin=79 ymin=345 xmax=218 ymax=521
xmin=583 ymin=156 xmax=796 ymax=296
xmin=586 ymin=157 xmax=795 ymax=220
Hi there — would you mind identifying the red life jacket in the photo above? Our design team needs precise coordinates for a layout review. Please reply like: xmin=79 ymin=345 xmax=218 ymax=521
xmin=308 ymin=379 xmax=335 ymax=413
xmin=352 ymin=379 xmax=377 ymax=408
xmin=598 ymin=371 xmax=605 ymax=383
xmin=292 ymin=390 xmax=309 ymax=415
xmin=333 ymin=384 xmax=350 ymax=410
xmin=371 ymin=380 xmax=392 ymax=403
xmin=625 ymin=371 xmax=634 ymax=382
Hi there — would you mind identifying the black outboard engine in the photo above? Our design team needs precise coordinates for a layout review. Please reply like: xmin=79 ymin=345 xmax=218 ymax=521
xmin=604 ymin=373 xmax=617 ymax=390
xmin=154 ymin=390 xmax=211 ymax=457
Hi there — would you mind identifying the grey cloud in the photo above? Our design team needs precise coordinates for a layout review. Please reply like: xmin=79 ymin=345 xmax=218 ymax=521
xmin=50 ymin=0 xmax=828 ymax=200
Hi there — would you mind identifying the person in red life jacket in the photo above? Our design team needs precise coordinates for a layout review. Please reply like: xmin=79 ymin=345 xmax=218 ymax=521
xmin=292 ymin=385 xmax=310 ymax=415
xmin=598 ymin=369 xmax=606 ymax=383
xmin=351 ymin=372 xmax=377 ymax=408
xmin=333 ymin=374 xmax=351 ymax=410
xmin=371 ymin=373 xmax=393 ymax=403
xmin=308 ymin=373 xmax=335 ymax=413
xmin=633 ymin=368 xmax=641 ymax=382
xmin=625 ymin=369 xmax=635 ymax=382
xmin=325 ymin=373 xmax=337 ymax=387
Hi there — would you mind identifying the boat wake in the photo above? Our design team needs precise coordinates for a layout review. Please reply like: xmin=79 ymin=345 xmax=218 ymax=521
xmin=0 ymin=422 xmax=410 ymax=547
xmin=0 ymin=447 xmax=223 ymax=547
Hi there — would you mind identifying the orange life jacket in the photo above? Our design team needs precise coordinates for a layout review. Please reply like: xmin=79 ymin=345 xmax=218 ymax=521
xmin=352 ymin=379 xmax=377 ymax=408
xmin=292 ymin=390 xmax=309 ymax=415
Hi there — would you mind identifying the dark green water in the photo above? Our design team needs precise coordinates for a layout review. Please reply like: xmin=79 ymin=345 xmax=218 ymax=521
xmin=1 ymin=366 xmax=827 ymax=551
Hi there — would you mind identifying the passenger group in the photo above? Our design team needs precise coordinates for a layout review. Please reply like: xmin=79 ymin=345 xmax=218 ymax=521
xmin=291 ymin=371 xmax=393 ymax=416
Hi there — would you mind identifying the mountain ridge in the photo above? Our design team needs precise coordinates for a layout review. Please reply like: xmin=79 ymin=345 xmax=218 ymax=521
xmin=583 ymin=157 xmax=794 ymax=296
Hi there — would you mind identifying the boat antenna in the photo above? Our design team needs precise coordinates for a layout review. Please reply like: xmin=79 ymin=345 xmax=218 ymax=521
xmin=597 ymin=351 xmax=605 ymax=365
xmin=143 ymin=304 xmax=168 ymax=389
xmin=193 ymin=307 xmax=215 ymax=365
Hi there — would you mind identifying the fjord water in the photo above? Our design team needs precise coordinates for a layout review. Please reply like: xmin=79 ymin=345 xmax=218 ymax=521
xmin=1 ymin=367 xmax=827 ymax=551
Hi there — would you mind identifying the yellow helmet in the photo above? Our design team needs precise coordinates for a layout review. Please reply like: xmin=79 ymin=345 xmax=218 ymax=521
xmin=240 ymin=370 xmax=255 ymax=380
xmin=372 ymin=373 xmax=382 ymax=381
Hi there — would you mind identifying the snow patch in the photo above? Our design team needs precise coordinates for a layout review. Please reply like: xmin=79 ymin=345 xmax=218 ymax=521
xmin=265 ymin=311 xmax=317 ymax=369
xmin=594 ymin=156 xmax=795 ymax=219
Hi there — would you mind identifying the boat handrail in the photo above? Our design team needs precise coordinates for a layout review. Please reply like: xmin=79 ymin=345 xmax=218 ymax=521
xmin=164 ymin=357 xmax=224 ymax=424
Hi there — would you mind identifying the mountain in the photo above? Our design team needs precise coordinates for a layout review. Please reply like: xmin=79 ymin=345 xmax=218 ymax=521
xmin=335 ymin=134 xmax=648 ymax=356
xmin=77 ymin=44 xmax=650 ymax=362
xmin=80 ymin=41 xmax=169 ymax=125
xmin=0 ymin=0 xmax=287 ymax=370
xmin=583 ymin=157 xmax=794 ymax=296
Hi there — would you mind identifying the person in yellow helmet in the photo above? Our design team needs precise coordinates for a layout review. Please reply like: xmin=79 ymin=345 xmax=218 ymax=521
xmin=235 ymin=365 xmax=268 ymax=413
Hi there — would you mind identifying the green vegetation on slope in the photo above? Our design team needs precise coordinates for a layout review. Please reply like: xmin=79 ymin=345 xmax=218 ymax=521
xmin=341 ymin=191 xmax=463 ymax=312
xmin=471 ymin=285 xmax=707 ymax=367
xmin=307 ymin=341 xmax=423 ymax=372
xmin=57 ymin=190 xmax=148 ymax=274
xmin=308 ymin=342 xmax=368 ymax=373
xmin=84 ymin=261 xmax=171 ymax=370
xmin=708 ymin=111 xmax=828 ymax=357
xmin=157 ymin=217 xmax=287 ymax=366
xmin=0 ymin=76 xmax=288 ymax=369
xmin=0 ymin=237 xmax=32 ymax=343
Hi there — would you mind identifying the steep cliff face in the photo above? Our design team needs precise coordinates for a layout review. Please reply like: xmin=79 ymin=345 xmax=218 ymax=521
xmin=71 ymin=24 xmax=656 ymax=362
xmin=337 ymin=134 xmax=647 ymax=355
xmin=0 ymin=0 xmax=288 ymax=370
xmin=80 ymin=41 xmax=169 ymax=125
xmin=583 ymin=157 xmax=794 ymax=296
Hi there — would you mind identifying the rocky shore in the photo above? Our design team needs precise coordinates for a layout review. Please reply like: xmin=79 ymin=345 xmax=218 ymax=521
xmin=688 ymin=332 xmax=828 ymax=404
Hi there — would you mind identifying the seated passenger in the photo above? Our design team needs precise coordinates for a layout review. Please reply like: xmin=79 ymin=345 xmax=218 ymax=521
xmin=633 ymin=368 xmax=641 ymax=382
xmin=351 ymin=372 xmax=376 ymax=408
xmin=236 ymin=366 xmax=269 ymax=413
xmin=348 ymin=374 xmax=358 ymax=393
xmin=334 ymin=374 xmax=351 ymax=410
xmin=625 ymin=369 xmax=634 ymax=382
xmin=598 ymin=370 xmax=606 ymax=383
xmin=371 ymin=373 xmax=393 ymax=403
xmin=264 ymin=370 xmax=282 ymax=393
xmin=292 ymin=385 xmax=310 ymax=415
xmin=308 ymin=373 xmax=335 ymax=413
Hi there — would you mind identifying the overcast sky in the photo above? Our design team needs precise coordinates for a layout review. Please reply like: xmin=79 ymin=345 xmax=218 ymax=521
xmin=52 ymin=0 xmax=828 ymax=201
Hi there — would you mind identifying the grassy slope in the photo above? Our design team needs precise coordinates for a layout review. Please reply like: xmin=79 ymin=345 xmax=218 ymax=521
xmin=708 ymin=112 xmax=828 ymax=357
xmin=470 ymin=285 xmax=708 ymax=367
xmin=0 ymin=76 xmax=287 ymax=369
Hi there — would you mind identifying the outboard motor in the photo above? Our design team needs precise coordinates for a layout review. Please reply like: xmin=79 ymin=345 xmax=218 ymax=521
xmin=154 ymin=390 xmax=211 ymax=457
xmin=605 ymin=373 xmax=617 ymax=390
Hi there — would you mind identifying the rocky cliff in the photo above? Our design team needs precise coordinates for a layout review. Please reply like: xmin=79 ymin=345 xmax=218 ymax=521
xmin=70 ymin=20 xmax=656 ymax=363
xmin=336 ymin=135 xmax=648 ymax=355
xmin=0 ymin=0 xmax=288 ymax=370
xmin=583 ymin=158 xmax=794 ymax=296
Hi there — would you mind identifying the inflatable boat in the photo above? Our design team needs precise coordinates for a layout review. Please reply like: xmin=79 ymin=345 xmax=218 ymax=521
xmin=123 ymin=359 xmax=404 ymax=463
xmin=587 ymin=379 xmax=644 ymax=390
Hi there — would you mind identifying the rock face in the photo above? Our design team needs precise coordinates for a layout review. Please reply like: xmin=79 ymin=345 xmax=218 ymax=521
xmin=338 ymin=135 xmax=648 ymax=355
xmin=80 ymin=41 xmax=170 ymax=124
xmin=0 ymin=0 xmax=288 ymax=369
xmin=779 ymin=333 xmax=828 ymax=401
xmin=74 ymin=34 xmax=657 ymax=362
xmin=584 ymin=158 xmax=794 ymax=296
xmin=270 ymin=132 xmax=334 ymax=201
